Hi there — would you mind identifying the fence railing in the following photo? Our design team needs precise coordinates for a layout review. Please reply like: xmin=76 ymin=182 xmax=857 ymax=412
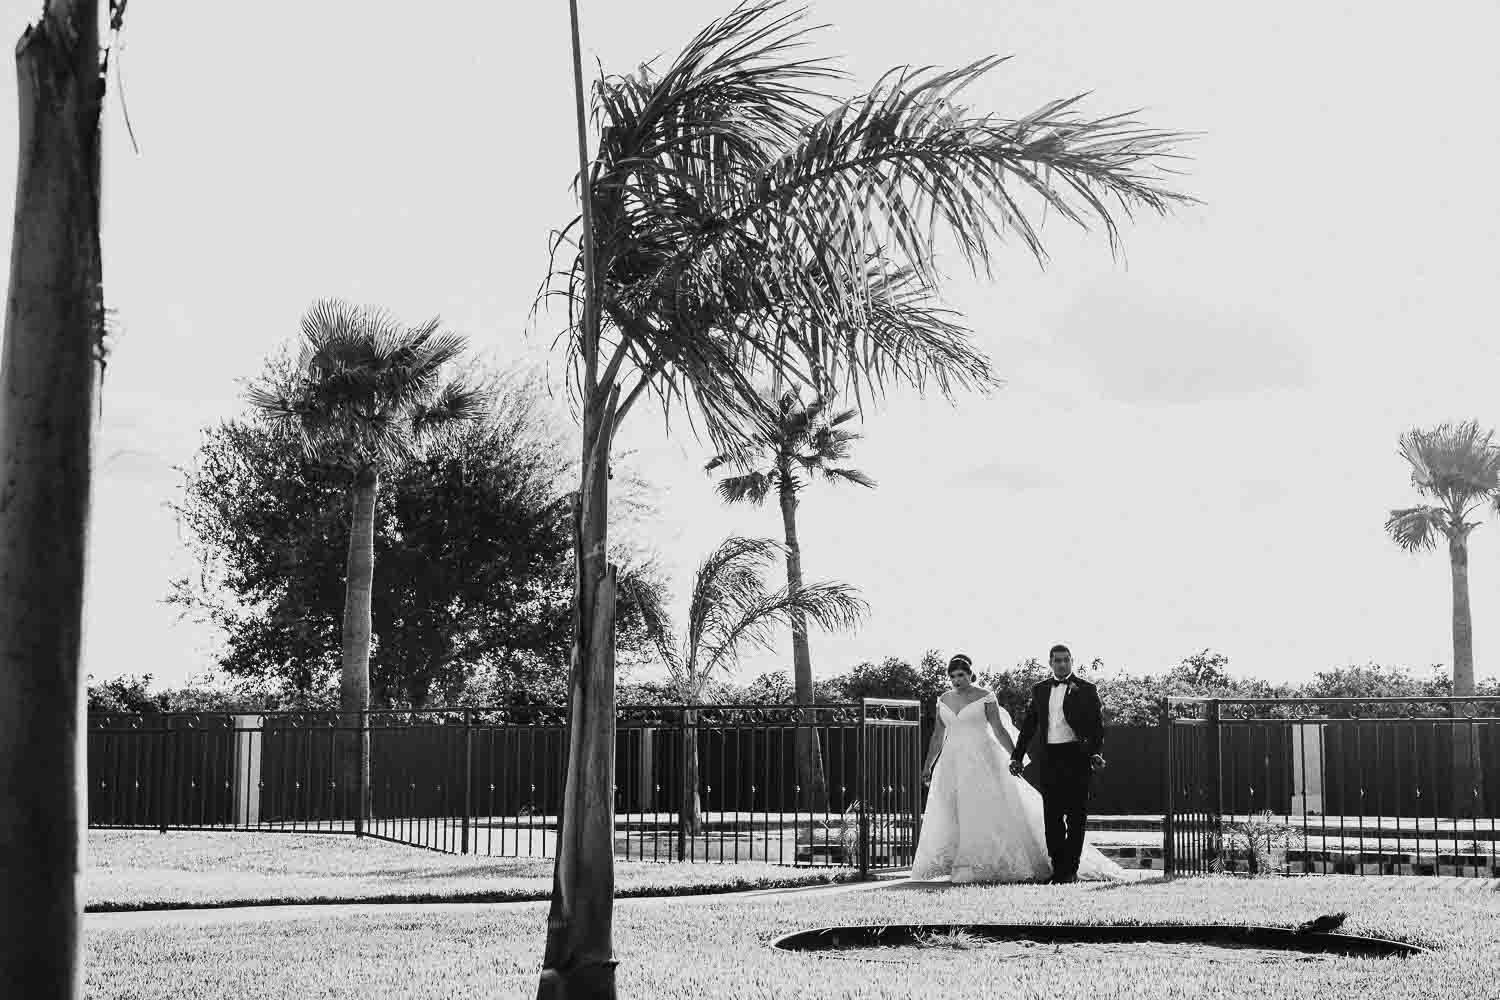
xmin=87 ymin=700 xmax=923 ymax=872
xmin=1164 ymin=696 xmax=1500 ymax=878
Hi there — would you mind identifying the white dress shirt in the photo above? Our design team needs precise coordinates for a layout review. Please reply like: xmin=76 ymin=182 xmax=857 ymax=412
xmin=1046 ymin=676 xmax=1079 ymax=744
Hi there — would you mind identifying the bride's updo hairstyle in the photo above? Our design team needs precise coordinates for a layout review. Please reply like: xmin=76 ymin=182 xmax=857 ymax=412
xmin=947 ymin=653 xmax=974 ymax=677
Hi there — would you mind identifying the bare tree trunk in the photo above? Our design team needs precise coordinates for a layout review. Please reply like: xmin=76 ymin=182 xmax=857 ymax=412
xmin=778 ymin=474 xmax=828 ymax=817
xmin=341 ymin=467 xmax=377 ymax=830
xmin=538 ymin=387 xmax=619 ymax=1000
xmin=1448 ymin=532 xmax=1483 ymax=817
xmin=0 ymin=3 xmax=103 ymax=995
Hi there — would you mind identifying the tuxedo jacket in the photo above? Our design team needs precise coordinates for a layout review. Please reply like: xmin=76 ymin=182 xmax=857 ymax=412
xmin=1012 ymin=675 xmax=1105 ymax=762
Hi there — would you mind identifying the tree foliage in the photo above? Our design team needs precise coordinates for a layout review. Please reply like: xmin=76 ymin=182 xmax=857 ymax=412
xmin=169 ymin=370 xmax=666 ymax=708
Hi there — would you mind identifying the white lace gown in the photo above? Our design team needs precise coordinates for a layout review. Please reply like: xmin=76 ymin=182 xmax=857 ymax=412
xmin=909 ymin=691 xmax=1126 ymax=883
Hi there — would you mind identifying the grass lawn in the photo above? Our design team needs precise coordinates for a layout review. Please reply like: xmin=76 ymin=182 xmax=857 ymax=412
xmin=85 ymin=875 xmax=1499 ymax=998
xmin=86 ymin=831 xmax=856 ymax=910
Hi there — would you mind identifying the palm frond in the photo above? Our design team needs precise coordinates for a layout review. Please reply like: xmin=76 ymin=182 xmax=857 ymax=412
xmin=410 ymin=380 xmax=491 ymax=440
xmin=699 ymin=578 xmax=868 ymax=678
xmin=685 ymin=536 xmax=784 ymax=655
xmin=618 ymin=562 xmax=682 ymax=675
xmin=1384 ymin=506 xmax=1450 ymax=552
xmin=714 ymin=470 xmax=777 ymax=505
xmin=247 ymin=299 xmax=478 ymax=469
xmin=1397 ymin=421 xmax=1500 ymax=511
xmin=821 ymin=466 xmax=876 ymax=489
xmin=539 ymin=0 xmax=1186 ymax=459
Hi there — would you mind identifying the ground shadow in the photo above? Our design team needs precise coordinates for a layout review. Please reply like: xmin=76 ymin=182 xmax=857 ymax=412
xmin=773 ymin=922 xmax=1427 ymax=959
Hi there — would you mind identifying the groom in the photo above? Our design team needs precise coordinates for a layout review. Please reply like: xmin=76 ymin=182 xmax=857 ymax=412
xmin=1009 ymin=644 xmax=1106 ymax=884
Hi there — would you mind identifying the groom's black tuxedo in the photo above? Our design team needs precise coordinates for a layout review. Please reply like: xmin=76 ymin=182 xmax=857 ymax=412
xmin=1012 ymin=675 xmax=1105 ymax=760
xmin=1011 ymin=674 xmax=1105 ymax=882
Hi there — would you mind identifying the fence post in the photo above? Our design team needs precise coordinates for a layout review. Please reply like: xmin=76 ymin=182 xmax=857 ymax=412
xmin=461 ymin=710 xmax=473 ymax=855
xmin=1208 ymin=698 xmax=1223 ymax=865
xmin=354 ymin=710 xmax=367 ymax=838
xmin=856 ymin=700 xmax=870 ymax=878
xmin=1160 ymin=698 xmax=1174 ymax=876
xmin=156 ymin=719 xmax=170 ymax=834
xmin=910 ymin=702 xmax=924 ymax=865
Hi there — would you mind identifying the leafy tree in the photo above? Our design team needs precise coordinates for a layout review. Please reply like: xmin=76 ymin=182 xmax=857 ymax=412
xmin=627 ymin=536 xmax=865 ymax=842
xmin=835 ymin=651 xmax=949 ymax=706
xmin=171 ymin=369 xmax=666 ymax=710
xmin=1299 ymin=662 xmax=1449 ymax=700
xmin=539 ymin=1 xmax=1192 ymax=990
xmin=1385 ymin=420 xmax=1500 ymax=696
xmin=244 ymin=300 xmax=485 ymax=824
xmin=706 ymin=389 xmax=873 ymax=809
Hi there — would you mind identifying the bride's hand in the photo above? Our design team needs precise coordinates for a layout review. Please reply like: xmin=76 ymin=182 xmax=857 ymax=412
xmin=921 ymin=767 xmax=933 ymax=787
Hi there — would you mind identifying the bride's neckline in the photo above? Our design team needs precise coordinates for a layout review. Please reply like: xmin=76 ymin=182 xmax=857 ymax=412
xmin=939 ymin=691 xmax=989 ymax=715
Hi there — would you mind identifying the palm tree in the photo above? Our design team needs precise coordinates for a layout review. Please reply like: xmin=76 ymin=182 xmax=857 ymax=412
xmin=628 ymin=536 xmax=866 ymax=852
xmin=1385 ymin=419 xmax=1500 ymax=816
xmin=1385 ymin=420 xmax=1500 ymax=695
xmin=1 ymin=2 xmax=111 ymax=992
xmin=538 ymin=2 xmax=1193 ymax=994
xmin=248 ymin=300 xmax=485 ymax=829
xmin=706 ymin=389 xmax=874 ymax=813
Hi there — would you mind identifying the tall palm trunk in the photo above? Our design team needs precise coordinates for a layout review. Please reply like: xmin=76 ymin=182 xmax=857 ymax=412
xmin=1448 ymin=530 xmax=1475 ymax=695
xmin=677 ymin=707 xmax=703 ymax=855
xmin=341 ymin=466 xmax=378 ymax=830
xmin=538 ymin=386 xmax=620 ymax=1000
xmin=777 ymin=471 xmax=828 ymax=817
xmin=0 ymin=3 xmax=103 ymax=995
xmin=1447 ymin=530 xmax=1483 ymax=817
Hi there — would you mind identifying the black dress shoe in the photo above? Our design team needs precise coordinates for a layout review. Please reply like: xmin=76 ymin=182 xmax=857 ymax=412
xmin=1054 ymin=872 xmax=1078 ymax=884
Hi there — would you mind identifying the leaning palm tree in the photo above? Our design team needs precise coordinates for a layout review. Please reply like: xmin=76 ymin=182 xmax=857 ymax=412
xmin=1385 ymin=419 xmax=1500 ymax=817
xmin=248 ymin=300 xmax=485 ymax=827
xmin=628 ymin=537 xmax=866 ymax=851
xmin=536 ymin=2 xmax=1193 ymax=993
xmin=1 ymin=2 xmax=113 ymax=993
xmin=706 ymin=388 xmax=874 ymax=813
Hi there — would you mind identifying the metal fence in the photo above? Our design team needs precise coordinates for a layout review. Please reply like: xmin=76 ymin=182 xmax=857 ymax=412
xmin=88 ymin=699 xmax=923 ymax=873
xmin=1164 ymin=696 xmax=1500 ymax=877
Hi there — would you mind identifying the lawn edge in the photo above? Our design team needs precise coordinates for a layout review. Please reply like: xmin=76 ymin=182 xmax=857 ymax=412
xmin=85 ymin=870 xmax=863 ymax=913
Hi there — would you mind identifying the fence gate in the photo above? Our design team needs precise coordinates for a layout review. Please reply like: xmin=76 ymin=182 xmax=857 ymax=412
xmin=1162 ymin=699 xmax=1221 ymax=875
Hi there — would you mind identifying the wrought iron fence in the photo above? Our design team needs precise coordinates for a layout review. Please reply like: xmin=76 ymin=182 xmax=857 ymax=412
xmin=87 ymin=699 xmax=922 ymax=872
xmin=1164 ymin=696 xmax=1500 ymax=877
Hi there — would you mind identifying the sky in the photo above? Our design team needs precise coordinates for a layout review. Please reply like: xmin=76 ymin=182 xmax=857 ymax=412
xmin=2 ymin=0 xmax=1499 ymax=692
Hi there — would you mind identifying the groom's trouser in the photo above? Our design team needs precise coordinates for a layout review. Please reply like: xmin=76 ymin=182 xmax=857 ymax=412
xmin=1040 ymin=742 xmax=1091 ymax=877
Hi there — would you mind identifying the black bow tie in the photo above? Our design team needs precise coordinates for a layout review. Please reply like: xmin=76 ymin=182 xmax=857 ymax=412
xmin=1049 ymin=677 xmax=1071 ymax=687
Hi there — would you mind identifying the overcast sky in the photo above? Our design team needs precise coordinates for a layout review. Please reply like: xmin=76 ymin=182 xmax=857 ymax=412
xmin=3 ymin=0 xmax=1498 ymax=690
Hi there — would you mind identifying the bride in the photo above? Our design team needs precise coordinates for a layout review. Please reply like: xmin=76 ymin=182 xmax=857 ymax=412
xmin=910 ymin=653 xmax=1124 ymax=884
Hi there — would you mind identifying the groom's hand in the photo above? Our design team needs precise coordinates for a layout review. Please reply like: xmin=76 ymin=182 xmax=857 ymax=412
xmin=1090 ymin=754 xmax=1106 ymax=772
xmin=1008 ymin=759 xmax=1024 ymax=777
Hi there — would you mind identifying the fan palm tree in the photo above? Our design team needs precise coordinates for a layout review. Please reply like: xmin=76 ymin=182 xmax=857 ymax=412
xmin=1385 ymin=420 xmax=1500 ymax=695
xmin=705 ymin=389 xmax=874 ymax=812
xmin=538 ymin=2 xmax=1193 ymax=994
xmin=1385 ymin=419 xmax=1500 ymax=817
xmin=248 ymin=300 xmax=485 ymax=828
xmin=1 ymin=2 xmax=110 ymax=992
xmin=627 ymin=536 xmax=866 ymax=849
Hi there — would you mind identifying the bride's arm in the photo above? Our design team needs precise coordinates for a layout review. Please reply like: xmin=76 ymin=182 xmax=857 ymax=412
xmin=984 ymin=701 xmax=1018 ymax=757
xmin=921 ymin=714 xmax=946 ymax=783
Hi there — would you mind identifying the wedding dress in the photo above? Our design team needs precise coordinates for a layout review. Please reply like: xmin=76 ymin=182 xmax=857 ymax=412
xmin=909 ymin=690 xmax=1125 ymax=883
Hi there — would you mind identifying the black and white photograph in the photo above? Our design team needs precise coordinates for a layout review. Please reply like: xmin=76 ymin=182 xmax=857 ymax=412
xmin=1 ymin=0 xmax=1497 ymax=996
